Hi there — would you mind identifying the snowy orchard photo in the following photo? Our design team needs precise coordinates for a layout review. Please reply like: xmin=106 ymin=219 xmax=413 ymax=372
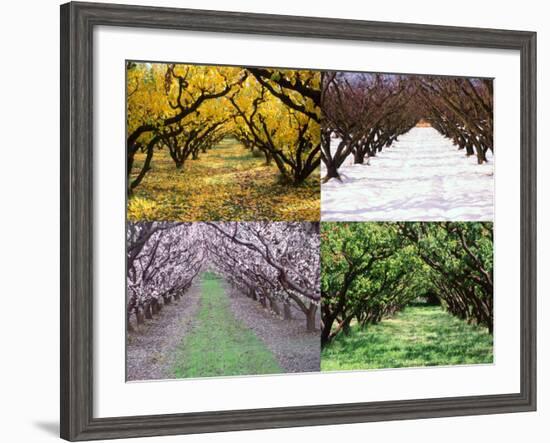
xmin=320 ymin=72 xmax=494 ymax=221
xmin=126 ymin=222 xmax=320 ymax=381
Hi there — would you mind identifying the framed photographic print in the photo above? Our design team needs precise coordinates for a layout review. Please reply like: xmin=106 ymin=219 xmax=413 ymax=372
xmin=60 ymin=1 xmax=537 ymax=441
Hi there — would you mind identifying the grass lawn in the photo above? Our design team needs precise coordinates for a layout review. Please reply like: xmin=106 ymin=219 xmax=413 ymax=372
xmin=128 ymin=138 xmax=320 ymax=221
xmin=321 ymin=305 xmax=493 ymax=371
xmin=171 ymin=273 xmax=282 ymax=378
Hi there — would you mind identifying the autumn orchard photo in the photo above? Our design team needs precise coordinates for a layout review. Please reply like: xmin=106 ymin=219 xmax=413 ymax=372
xmin=126 ymin=62 xmax=321 ymax=222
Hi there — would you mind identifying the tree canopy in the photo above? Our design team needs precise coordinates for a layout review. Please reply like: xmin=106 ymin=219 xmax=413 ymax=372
xmin=126 ymin=62 xmax=321 ymax=193
xmin=126 ymin=222 xmax=320 ymax=332
xmin=321 ymin=72 xmax=493 ymax=181
xmin=320 ymin=222 xmax=493 ymax=346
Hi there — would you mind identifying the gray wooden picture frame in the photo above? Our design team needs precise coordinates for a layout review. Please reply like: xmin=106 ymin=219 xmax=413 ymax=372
xmin=60 ymin=1 xmax=537 ymax=441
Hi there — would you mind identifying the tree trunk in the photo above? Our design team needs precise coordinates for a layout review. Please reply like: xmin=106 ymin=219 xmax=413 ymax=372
xmin=342 ymin=317 xmax=352 ymax=335
xmin=127 ymin=152 xmax=136 ymax=186
xmin=151 ymin=299 xmax=160 ymax=315
xmin=292 ymin=169 xmax=306 ymax=185
xmin=129 ymin=143 xmax=154 ymax=193
xmin=283 ymin=301 xmax=292 ymax=320
xmin=270 ymin=298 xmax=281 ymax=316
xmin=136 ymin=309 xmax=144 ymax=326
xmin=322 ymin=162 xmax=341 ymax=183
xmin=306 ymin=303 xmax=318 ymax=332
xmin=127 ymin=313 xmax=135 ymax=332
xmin=425 ymin=292 xmax=441 ymax=305
xmin=476 ymin=146 xmax=487 ymax=164
xmin=144 ymin=303 xmax=152 ymax=320
xmin=321 ymin=315 xmax=335 ymax=346
xmin=353 ymin=150 xmax=366 ymax=164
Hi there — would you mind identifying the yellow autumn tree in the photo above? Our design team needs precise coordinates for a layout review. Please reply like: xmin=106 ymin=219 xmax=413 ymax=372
xmin=229 ymin=69 xmax=321 ymax=184
xmin=126 ymin=62 xmax=320 ymax=191
xmin=126 ymin=62 xmax=244 ymax=192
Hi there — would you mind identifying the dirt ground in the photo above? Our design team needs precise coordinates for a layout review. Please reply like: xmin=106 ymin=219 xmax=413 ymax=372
xmin=226 ymin=287 xmax=321 ymax=373
xmin=126 ymin=279 xmax=320 ymax=381
xmin=126 ymin=281 xmax=202 ymax=381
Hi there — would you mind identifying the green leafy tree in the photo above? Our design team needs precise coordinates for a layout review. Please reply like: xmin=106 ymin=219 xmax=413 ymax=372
xmin=321 ymin=222 xmax=493 ymax=348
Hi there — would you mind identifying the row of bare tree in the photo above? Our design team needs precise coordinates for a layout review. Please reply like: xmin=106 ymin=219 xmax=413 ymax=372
xmin=320 ymin=72 xmax=493 ymax=182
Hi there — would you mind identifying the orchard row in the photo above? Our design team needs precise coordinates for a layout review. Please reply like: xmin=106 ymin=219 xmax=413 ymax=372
xmin=127 ymin=221 xmax=493 ymax=344
xmin=127 ymin=64 xmax=491 ymax=190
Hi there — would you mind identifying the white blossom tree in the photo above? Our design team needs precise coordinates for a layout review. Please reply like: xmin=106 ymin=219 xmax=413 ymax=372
xmin=126 ymin=222 xmax=320 ymax=332
xmin=127 ymin=223 xmax=205 ymax=330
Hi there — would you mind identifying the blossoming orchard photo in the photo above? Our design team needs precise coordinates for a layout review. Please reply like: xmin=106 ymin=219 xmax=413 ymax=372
xmin=126 ymin=222 xmax=320 ymax=380
xmin=125 ymin=61 xmax=495 ymax=380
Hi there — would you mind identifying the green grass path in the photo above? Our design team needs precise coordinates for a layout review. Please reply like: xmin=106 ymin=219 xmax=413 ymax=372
xmin=172 ymin=274 xmax=282 ymax=378
xmin=321 ymin=305 xmax=493 ymax=371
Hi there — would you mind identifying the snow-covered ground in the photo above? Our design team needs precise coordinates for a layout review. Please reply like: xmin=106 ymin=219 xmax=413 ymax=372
xmin=321 ymin=127 xmax=494 ymax=221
